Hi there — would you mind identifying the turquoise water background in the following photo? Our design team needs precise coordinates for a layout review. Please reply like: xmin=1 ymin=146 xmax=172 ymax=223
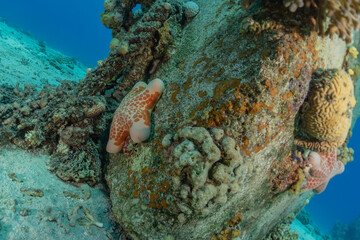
xmin=0 ymin=0 xmax=112 ymax=66
xmin=306 ymin=120 xmax=360 ymax=233
xmin=0 ymin=0 xmax=359 ymax=235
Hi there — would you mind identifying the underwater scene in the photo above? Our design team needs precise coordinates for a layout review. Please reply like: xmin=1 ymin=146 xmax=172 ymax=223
xmin=0 ymin=0 xmax=360 ymax=239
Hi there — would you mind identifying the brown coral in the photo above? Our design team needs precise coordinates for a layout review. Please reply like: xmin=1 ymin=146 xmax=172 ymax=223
xmin=79 ymin=1 xmax=183 ymax=96
xmin=282 ymin=0 xmax=360 ymax=44
xmin=323 ymin=0 xmax=360 ymax=44
xmin=295 ymin=69 xmax=356 ymax=151
xmin=211 ymin=229 xmax=241 ymax=240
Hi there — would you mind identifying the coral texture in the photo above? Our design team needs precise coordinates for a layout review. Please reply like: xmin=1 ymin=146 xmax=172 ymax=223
xmin=295 ymin=69 xmax=356 ymax=152
xmin=305 ymin=149 xmax=344 ymax=193
xmin=282 ymin=0 xmax=360 ymax=44
xmin=79 ymin=1 xmax=183 ymax=96
xmin=268 ymin=151 xmax=305 ymax=192
xmin=323 ymin=0 xmax=360 ymax=44
xmin=106 ymin=79 xmax=164 ymax=153
xmin=245 ymin=1 xmax=360 ymax=43
xmin=264 ymin=220 xmax=299 ymax=240
xmin=104 ymin=0 xmax=117 ymax=11
xmin=210 ymin=229 xmax=241 ymax=240
xmin=0 ymin=83 xmax=106 ymax=185
xmin=165 ymin=127 xmax=254 ymax=216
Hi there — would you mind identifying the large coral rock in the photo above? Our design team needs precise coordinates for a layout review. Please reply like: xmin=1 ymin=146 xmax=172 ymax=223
xmin=105 ymin=0 xmax=350 ymax=239
xmin=295 ymin=69 xmax=356 ymax=151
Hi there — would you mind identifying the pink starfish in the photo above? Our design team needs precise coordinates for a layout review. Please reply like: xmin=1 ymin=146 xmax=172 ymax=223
xmin=305 ymin=149 xmax=345 ymax=193
xmin=106 ymin=79 xmax=164 ymax=153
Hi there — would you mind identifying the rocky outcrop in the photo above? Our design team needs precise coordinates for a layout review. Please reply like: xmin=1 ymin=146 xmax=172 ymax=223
xmin=104 ymin=0 xmax=355 ymax=239
xmin=0 ymin=0 xmax=358 ymax=239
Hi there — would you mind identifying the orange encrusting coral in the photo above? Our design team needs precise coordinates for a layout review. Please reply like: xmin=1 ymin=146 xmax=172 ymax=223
xmin=151 ymin=22 xmax=318 ymax=157
xmin=119 ymin=167 xmax=171 ymax=210
xmin=106 ymin=79 xmax=164 ymax=153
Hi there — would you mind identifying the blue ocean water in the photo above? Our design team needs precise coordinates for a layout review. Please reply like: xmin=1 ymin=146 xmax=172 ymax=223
xmin=0 ymin=0 xmax=359 ymax=238
xmin=306 ymin=119 xmax=360 ymax=234
xmin=0 ymin=0 xmax=112 ymax=67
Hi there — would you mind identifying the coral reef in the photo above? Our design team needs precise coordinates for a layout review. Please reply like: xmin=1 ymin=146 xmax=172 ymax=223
xmin=272 ymin=147 xmax=345 ymax=195
xmin=282 ymin=0 xmax=360 ymax=43
xmin=103 ymin=0 xmax=117 ymax=12
xmin=296 ymin=209 xmax=312 ymax=226
xmin=2 ymin=0 xmax=360 ymax=239
xmin=349 ymin=46 xmax=359 ymax=59
xmin=264 ymin=222 xmax=299 ymax=240
xmin=332 ymin=221 xmax=349 ymax=240
xmin=0 ymin=0 xmax=186 ymax=185
xmin=305 ymin=149 xmax=344 ymax=193
xmin=164 ymin=127 xmax=254 ymax=216
xmin=295 ymin=69 xmax=356 ymax=152
xmin=345 ymin=217 xmax=360 ymax=240
xmin=246 ymin=0 xmax=360 ymax=44
xmin=0 ymin=83 xmax=106 ymax=185
xmin=332 ymin=215 xmax=360 ymax=240
xmin=106 ymin=78 xmax=164 ymax=153
xmin=284 ymin=0 xmax=360 ymax=44
xmin=210 ymin=229 xmax=241 ymax=240
xmin=337 ymin=145 xmax=354 ymax=165
xmin=321 ymin=0 xmax=360 ymax=44
xmin=104 ymin=0 xmax=335 ymax=238
xmin=79 ymin=0 xmax=185 ymax=96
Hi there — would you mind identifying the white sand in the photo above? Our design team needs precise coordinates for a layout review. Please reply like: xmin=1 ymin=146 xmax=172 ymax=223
xmin=0 ymin=146 xmax=119 ymax=239
xmin=0 ymin=20 xmax=87 ymax=89
xmin=0 ymin=19 xmax=118 ymax=240
xmin=291 ymin=218 xmax=323 ymax=240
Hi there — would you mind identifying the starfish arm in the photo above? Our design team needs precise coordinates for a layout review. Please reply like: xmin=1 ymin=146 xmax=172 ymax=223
xmin=106 ymin=130 xmax=130 ymax=153
xmin=313 ymin=182 xmax=328 ymax=194
xmin=128 ymin=79 xmax=163 ymax=143
xmin=130 ymin=119 xmax=150 ymax=143
xmin=127 ymin=82 xmax=147 ymax=99
xmin=333 ymin=160 xmax=345 ymax=175
xmin=319 ymin=151 xmax=337 ymax=174
xmin=305 ymin=177 xmax=324 ymax=192
xmin=106 ymin=112 xmax=132 ymax=153
xmin=143 ymin=79 xmax=164 ymax=111
xmin=310 ymin=168 xmax=327 ymax=178
xmin=309 ymin=151 xmax=321 ymax=168
xmin=313 ymin=161 xmax=344 ymax=193
xmin=147 ymin=78 xmax=164 ymax=95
